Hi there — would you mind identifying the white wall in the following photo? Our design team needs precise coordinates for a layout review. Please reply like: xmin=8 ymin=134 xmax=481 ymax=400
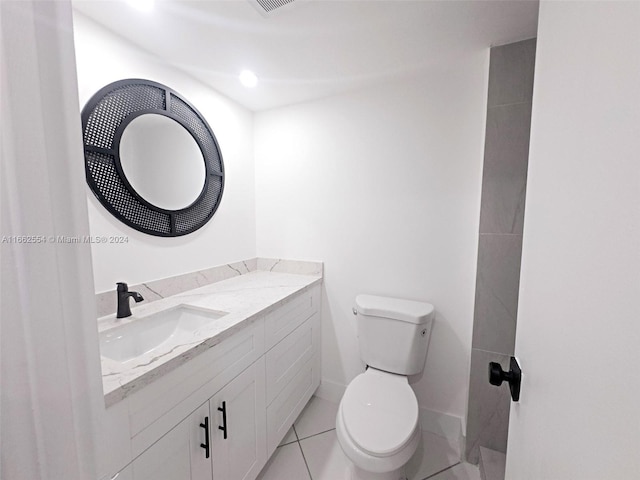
xmin=73 ymin=13 xmax=257 ymax=293
xmin=254 ymin=55 xmax=488 ymax=421
xmin=506 ymin=1 xmax=640 ymax=478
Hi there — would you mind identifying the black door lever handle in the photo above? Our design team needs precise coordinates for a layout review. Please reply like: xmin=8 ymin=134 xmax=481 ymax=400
xmin=488 ymin=356 xmax=522 ymax=402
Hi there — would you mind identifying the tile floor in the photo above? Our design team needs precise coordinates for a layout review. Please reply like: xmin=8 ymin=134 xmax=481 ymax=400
xmin=257 ymin=396 xmax=481 ymax=480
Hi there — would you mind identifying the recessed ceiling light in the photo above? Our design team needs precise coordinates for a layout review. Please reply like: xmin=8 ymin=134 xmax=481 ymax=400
xmin=128 ymin=0 xmax=154 ymax=12
xmin=239 ymin=70 xmax=258 ymax=88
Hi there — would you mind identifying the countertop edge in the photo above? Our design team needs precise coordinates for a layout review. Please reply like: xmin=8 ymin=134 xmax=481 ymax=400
xmin=103 ymin=275 xmax=322 ymax=407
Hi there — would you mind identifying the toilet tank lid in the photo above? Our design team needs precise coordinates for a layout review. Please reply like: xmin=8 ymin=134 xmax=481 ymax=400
xmin=355 ymin=295 xmax=434 ymax=324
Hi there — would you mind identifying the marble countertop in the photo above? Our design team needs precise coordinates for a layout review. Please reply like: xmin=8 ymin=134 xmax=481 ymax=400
xmin=99 ymin=270 xmax=322 ymax=407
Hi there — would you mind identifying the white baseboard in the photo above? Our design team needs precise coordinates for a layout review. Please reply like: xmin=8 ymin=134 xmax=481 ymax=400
xmin=314 ymin=379 xmax=346 ymax=404
xmin=316 ymin=379 xmax=462 ymax=448
xmin=419 ymin=407 xmax=463 ymax=445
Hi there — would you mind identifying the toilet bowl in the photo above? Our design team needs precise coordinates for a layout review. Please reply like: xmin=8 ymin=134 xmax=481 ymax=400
xmin=336 ymin=294 xmax=435 ymax=480
xmin=336 ymin=368 xmax=421 ymax=480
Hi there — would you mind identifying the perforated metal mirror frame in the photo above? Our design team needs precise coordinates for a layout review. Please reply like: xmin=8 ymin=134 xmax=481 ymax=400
xmin=81 ymin=79 xmax=225 ymax=237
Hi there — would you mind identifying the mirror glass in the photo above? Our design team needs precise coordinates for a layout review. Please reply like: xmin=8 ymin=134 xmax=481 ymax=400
xmin=119 ymin=114 xmax=206 ymax=210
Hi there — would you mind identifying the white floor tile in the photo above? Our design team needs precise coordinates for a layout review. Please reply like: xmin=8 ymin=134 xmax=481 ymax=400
xmin=279 ymin=426 xmax=298 ymax=446
xmin=405 ymin=431 xmax=461 ymax=480
xmin=478 ymin=447 xmax=505 ymax=480
xmin=256 ymin=442 xmax=311 ymax=480
xmin=427 ymin=462 xmax=481 ymax=480
xmin=294 ymin=395 xmax=340 ymax=440
xmin=299 ymin=430 xmax=352 ymax=480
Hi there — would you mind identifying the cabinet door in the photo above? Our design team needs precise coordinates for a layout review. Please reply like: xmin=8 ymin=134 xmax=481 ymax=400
xmin=210 ymin=357 xmax=267 ymax=480
xmin=131 ymin=403 xmax=212 ymax=480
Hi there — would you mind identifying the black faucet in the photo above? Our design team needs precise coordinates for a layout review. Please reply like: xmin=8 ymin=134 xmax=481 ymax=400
xmin=116 ymin=282 xmax=144 ymax=318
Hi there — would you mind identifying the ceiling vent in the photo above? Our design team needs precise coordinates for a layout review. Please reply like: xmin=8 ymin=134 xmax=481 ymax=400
xmin=248 ymin=0 xmax=297 ymax=16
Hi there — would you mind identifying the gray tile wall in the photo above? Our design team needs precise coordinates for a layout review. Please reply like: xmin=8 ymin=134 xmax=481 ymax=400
xmin=472 ymin=235 xmax=522 ymax=356
xmin=465 ymin=38 xmax=536 ymax=465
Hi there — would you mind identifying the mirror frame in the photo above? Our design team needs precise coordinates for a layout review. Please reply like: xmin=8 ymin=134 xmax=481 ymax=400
xmin=81 ymin=79 xmax=225 ymax=237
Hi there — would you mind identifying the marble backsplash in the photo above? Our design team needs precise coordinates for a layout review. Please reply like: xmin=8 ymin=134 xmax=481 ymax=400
xmin=95 ymin=257 xmax=323 ymax=318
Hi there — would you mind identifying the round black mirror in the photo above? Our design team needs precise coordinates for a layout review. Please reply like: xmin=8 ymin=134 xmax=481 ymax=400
xmin=119 ymin=113 xmax=206 ymax=211
xmin=81 ymin=79 xmax=224 ymax=237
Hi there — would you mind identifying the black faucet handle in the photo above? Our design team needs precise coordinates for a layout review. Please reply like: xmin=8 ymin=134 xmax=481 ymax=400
xmin=116 ymin=282 xmax=143 ymax=318
xmin=132 ymin=292 xmax=144 ymax=302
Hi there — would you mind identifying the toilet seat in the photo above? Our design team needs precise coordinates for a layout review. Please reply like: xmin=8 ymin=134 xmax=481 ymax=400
xmin=341 ymin=368 xmax=419 ymax=457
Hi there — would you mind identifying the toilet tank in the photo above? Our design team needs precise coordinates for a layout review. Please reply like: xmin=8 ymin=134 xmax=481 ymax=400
xmin=355 ymin=295 xmax=435 ymax=375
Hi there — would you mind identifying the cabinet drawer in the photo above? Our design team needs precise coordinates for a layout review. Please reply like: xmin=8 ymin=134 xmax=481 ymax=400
xmin=266 ymin=354 xmax=320 ymax=456
xmin=265 ymin=313 xmax=319 ymax=405
xmin=264 ymin=286 xmax=319 ymax=350
xmin=129 ymin=320 xmax=265 ymax=458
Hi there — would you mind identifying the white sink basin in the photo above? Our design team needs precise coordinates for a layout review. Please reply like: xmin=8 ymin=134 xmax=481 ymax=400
xmin=100 ymin=305 xmax=227 ymax=363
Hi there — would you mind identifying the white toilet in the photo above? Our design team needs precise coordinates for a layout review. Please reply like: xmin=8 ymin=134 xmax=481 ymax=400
xmin=336 ymin=294 xmax=435 ymax=480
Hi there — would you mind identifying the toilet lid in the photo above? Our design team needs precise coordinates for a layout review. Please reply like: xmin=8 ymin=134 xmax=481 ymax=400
xmin=342 ymin=370 xmax=419 ymax=457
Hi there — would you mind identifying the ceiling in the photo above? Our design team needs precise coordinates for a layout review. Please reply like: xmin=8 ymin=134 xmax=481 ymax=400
xmin=72 ymin=0 xmax=539 ymax=111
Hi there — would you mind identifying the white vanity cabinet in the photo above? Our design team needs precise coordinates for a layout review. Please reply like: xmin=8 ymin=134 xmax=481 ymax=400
xmin=210 ymin=357 xmax=267 ymax=480
xmin=129 ymin=402 xmax=212 ymax=480
xmin=102 ymin=284 xmax=320 ymax=480
xmin=265 ymin=303 xmax=321 ymax=456
xmin=126 ymin=358 xmax=267 ymax=480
